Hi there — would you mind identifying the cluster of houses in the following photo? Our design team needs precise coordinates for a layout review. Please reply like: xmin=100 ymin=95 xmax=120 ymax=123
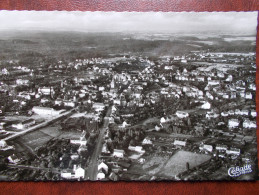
xmin=0 ymin=51 xmax=256 ymax=180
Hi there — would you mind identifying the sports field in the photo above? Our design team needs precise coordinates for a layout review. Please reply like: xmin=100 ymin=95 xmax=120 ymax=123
xmin=159 ymin=150 xmax=211 ymax=177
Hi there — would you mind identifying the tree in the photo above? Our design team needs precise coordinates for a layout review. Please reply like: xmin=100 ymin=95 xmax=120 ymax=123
xmin=129 ymin=139 xmax=136 ymax=146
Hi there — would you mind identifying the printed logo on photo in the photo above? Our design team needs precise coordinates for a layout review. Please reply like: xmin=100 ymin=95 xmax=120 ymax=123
xmin=228 ymin=164 xmax=252 ymax=177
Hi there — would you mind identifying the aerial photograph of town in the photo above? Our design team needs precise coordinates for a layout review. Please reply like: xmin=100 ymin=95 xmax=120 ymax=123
xmin=0 ymin=11 xmax=257 ymax=181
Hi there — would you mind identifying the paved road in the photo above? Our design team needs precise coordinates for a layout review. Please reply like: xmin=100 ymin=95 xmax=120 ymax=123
xmin=86 ymin=106 xmax=112 ymax=180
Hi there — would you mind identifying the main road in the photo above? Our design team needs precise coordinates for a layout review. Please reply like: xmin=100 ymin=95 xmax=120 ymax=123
xmin=86 ymin=106 xmax=112 ymax=180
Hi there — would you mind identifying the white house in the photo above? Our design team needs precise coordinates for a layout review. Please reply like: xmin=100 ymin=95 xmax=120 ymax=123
xmin=250 ymin=110 xmax=256 ymax=118
xmin=71 ymin=154 xmax=79 ymax=160
xmin=206 ymin=112 xmax=219 ymax=119
xmin=215 ymin=144 xmax=228 ymax=151
xmin=199 ymin=144 xmax=213 ymax=152
xmin=113 ymin=99 xmax=121 ymax=105
xmin=228 ymin=110 xmax=235 ymax=116
xmin=155 ymin=125 xmax=161 ymax=131
xmin=8 ymin=154 xmax=20 ymax=164
xmin=38 ymin=87 xmax=55 ymax=96
xmin=61 ymin=166 xmax=85 ymax=180
xmin=181 ymin=59 xmax=187 ymax=63
xmin=0 ymin=140 xmax=6 ymax=148
xmin=112 ymin=149 xmax=125 ymax=158
xmin=245 ymin=92 xmax=252 ymax=99
xmin=243 ymin=120 xmax=256 ymax=129
xmin=228 ymin=119 xmax=239 ymax=128
xmin=160 ymin=117 xmax=166 ymax=123
xmin=97 ymin=172 xmax=106 ymax=180
xmin=102 ymin=143 xmax=110 ymax=154
xmin=175 ymin=111 xmax=189 ymax=118
xmin=142 ymin=137 xmax=153 ymax=145
xmin=16 ymin=79 xmax=29 ymax=85
xmin=208 ymin=80 xmax=220 ymax=85
xmin=226 ymin=75 xmax=233 ymax=82
xmin=173 ymin=140 xmax=187 ymax=147
xmin=201 ymin=102 xmax=211 ymax=109
xmin=74 ymin=167 xmax=85 ymax=179
xmin=98 ymin=162 xmax=109 ymax=174
xmin=40 ymin=98 xmax=49 ymax=104
xmin=92 ymin=103 xmax=105 ymax=112
xmin=221 ymin=111 xmax=229 ymax=117
xmin=226 ymin=148 xmax=240 ymax=156
xmin=206 ymin=92 xmax=214 ymax=100
xmin=249 ymin=83 xmax=256 ymax=91
xmin=99 ymin=86 xmax=105 ymax=91
xmin=55 ymin=99 xmax=63 ymax=106
xmin=63 ymin=100 xmax=76 ymax=108
xmin=164 ymin=66 xmax=173 ymax=70
xmin=240 ymin=110 xmax=249 ymax=116
xmin=61 ymin=172 xmax=72 ymax=179
xmin=121 ymin=121 xmax=130 ymax=128
xmin=128 ymin=146 xmax=145 ymax=153
xmin=70 ymin=137 xmax=87 ymax=146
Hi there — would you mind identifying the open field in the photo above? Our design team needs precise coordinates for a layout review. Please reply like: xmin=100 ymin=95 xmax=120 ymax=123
xmin=159 ymin=151 xmax=211 ymax=177
xmin=8 ymin=123 xmax=82 ymax=152
xmin=143 ymin=155 xmax=169 ymax=175
xmin=16 ymin=131 xmax=53 ymax=149
xmin=127 ymin=150 xmax=211 ymax=180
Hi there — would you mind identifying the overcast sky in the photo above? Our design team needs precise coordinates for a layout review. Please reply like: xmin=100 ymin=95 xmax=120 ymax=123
xmin=0 ymin=11 xmax=257 ymax=34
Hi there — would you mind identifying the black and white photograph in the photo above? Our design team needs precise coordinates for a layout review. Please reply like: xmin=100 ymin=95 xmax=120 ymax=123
xmin=0 ymin=11 xmax=257 ymax=181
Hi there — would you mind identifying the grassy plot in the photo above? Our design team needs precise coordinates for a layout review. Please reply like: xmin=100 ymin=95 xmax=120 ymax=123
xmin=142 ymin=155 xmax=170 ymax=175
xmin=158 ymin=150 xmax=211 ymax=177
xmin=17 ymin=131 xmax=53 ymax=150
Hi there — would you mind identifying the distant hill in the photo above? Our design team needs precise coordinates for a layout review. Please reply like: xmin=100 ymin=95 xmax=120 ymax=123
xmin=0 ymin=31 xmax=256 ymax=64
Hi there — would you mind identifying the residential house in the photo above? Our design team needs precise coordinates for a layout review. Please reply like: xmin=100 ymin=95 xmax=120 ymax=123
xmin=98 ymin=162 xmax=109 ymax=174
xmin=245 ymin=92 xmax=253 ymax=99
xmin=8 ymin=154 xmax=21 ymax=164
xmin=173 ymin=139 xmax=187 ymax=147
xmin=208 ymin=80 xmax=220 ymax=86
xmin=70 ymin=131 xmax=87 ymax=146
xmin=112 ymin=149 xmax=125 ymax=158
xmin=243 ymin=120 xmax=256 ymax=129
xmin=226 ymin=148 xmax=240 ymax=156
xmin=215 ymin=144 xmax=228 ymax=151
xmin=142 ymin=137 xmax=153 ymax=145
xmin=97 ymin=171 xmax=106 ymax=180
xmin=199 ymin=144 xmax=213 ymax=152
xmin=38 ymin=87 xmax=55 ymax=96
xmin=175 ymin=111 xmax=189 ymax=118
xmin=201 ymin=102 xmax=211 ymax=109
xmin=228 ymin=119 xmax=239 ymax=128
xmin=206 ymin=112 xmax=219 ymax=119
xmin=128 ymin=146 xmax=145 ymax=154
xmin=61 ymin=166 xmax=85 ymax=180
xmin=16 ymin=79 xmax=29 ymax=85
